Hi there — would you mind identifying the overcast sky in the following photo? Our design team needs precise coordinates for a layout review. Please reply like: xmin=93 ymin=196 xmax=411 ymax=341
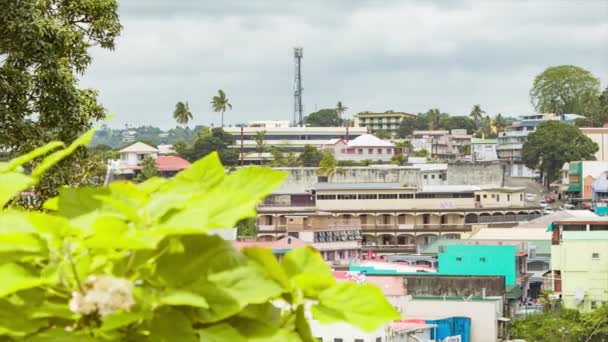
xmin=81 ymin=0 xmax=608 ymax=129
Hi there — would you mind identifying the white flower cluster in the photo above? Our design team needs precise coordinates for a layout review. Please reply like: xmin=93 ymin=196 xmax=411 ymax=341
xmin=69 ymin=275 xmax=135 ymax=317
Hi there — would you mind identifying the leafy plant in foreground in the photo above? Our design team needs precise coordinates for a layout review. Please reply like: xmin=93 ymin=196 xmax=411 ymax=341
xmin=0 ymin=130 xmax=399 ymax=341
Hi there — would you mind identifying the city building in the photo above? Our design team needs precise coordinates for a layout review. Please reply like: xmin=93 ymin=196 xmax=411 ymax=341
xmin=592 ymin=171 xmax=608 ymax=200
xmin=113 ymin=142 xmax=190 ymax=178
xmin=322 ymin=134 xmax=396 ymax=162
xmin=550 ymin=217 xmax=608 ymax=312
xmin=256 ymin=182 xmax=542 ymax=255
xmin=353 ymin=111 xmax=416 ymax=136
xmin=410 ymin=130 xmax=472 ymax=161
xmin=118 ymin=142 xmax=158 ymax=168
xmin=562 ymin=161 xmax=608 ymax=200
xmin=497 ymin=113 xmax=583 ymax=178
xmin=224 ymin=125 xmax=366 ymax=164
xmin=470 ymin=138 xmax=498 ymax=162
xmin=580 ymin=126 xmax=608 ymax=161
xmin=247 ymin=120 xmax=290 ymax=128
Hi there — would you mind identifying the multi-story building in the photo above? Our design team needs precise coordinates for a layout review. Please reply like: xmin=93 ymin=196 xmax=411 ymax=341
xmin=224 ymin=125 xmax=367 ymax=164
xmin=256 ymin=182 xmax=542 ymax=255
xmin=410 ymin=130 xmax=472 ymax=161
xmin=562 ymin=161 xmax=608 ymax=200
xmin=550 ymin=217 xmax=608 ymax=312
xmin=471 ymin=138 xmax=498 ymax=162
xmin=353 ymin=111 xmax=416 ymax=136
xmin=497 ymin=113 xmax=582 ymax=178
xmin=322 ymin=134 xmax=396 ymax=162
xmin=580 ymin=127 xmax=608 ymax=161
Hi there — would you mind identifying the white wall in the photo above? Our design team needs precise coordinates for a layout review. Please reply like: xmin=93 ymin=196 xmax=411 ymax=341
xmin=402 ymin=297 xmax=502 ymax=342
xmin=309 ymin=321 xmax=388 ymax=342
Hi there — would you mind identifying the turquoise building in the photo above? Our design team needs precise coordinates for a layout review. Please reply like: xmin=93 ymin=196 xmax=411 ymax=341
xmin=438 ymin=245 xmax=522 ymax=286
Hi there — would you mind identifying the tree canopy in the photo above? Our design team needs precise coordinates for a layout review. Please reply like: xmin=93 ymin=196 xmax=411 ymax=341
xmin=135 ymin=156 xmax=158 ymax=182
xmin=298 ymin=145 xmax=324 ymax=167
xmin=335 ymin=101 xmax=348 ymax=121
xmin=304 ymin=109 xmax=343 ymax=127
xmin=0 ymin=0 xmax=122 ymax=199
xmin=530 ymin=65 xmax=601 ymax=116
xmin=211 ymin=89 xmax=232 ymax=127
xmin=177 ymin=128 xmax=238 ymax=166
xmin=522 ymin=121 xmax=598 ymax=187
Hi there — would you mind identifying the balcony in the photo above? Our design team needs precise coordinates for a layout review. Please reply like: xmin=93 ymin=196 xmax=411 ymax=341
xmin=360 ymin=224 xmax=470 ymax=232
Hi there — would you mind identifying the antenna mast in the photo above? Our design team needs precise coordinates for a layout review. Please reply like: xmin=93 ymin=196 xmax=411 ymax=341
xmin=293 ymin=47 xmax=303 ymax=127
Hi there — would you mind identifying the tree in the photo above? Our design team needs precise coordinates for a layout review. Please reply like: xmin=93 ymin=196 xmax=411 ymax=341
xmin=254 ymin=130 xmax=266 ymax=165
xmin=186 ymin=128 xmax=237 ymax=166
xmin=236 ymin=218 xmax=256 ymax=237
xmin=523 ymin=121 xmax=598 ymax=188
xmin=494 ymin=113 xmax=509 ymax=132
xmin=530 ymin=65 xmax=601 ymax=116
xmin=304 ymin=109 xmax=342 ymax=127
xmin=0 ymin=0 xmax=122 ymax=200
xmin=318 ymin=152 xmax=337 ymax=180
xmin=298 ymin=145 xmax=324 ymax=167
xmin=374 ymin=130 xmax=392 ymax=139
xmin=135 ymin=156 xmax=158 ymax=182
xmin=270 ymin=147 xmax=300 ymax=167
xmin=412 ymin=149 xmax=429 ymax=158
xmin=441 ymin=116 xmax=476 ymax=134
xmin=469 ymin=105 xmax=485 ymax=127
xmin=396 ymin=116 xmax=417 ymax=138
xmin=211 ymin=89 xmax=232 ymax=128
xmin=426 ymin=109 xmax=443 ymax=130
xmin=173 ymin=101 xmax=193 ymax=127
xmin=335 ymin=101 xmax=348 ymax=122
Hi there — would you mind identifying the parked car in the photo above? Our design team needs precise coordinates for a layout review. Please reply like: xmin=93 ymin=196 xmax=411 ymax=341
xmin=539 ymin=200 xmax=549 ymax=207
xmin=543 ymin=207 xmax=554 ymax=214
xmin=525 ymin=193 xmax=536 ymax=201
xmin=563 ymin=204 xmax=575 ymax=210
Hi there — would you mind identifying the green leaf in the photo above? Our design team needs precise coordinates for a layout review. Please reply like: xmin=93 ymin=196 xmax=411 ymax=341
xmin=295 ymin=304 xmax=316 ymax=342
xmin=0 ymin=210 xmax=36 ymax=233
xmin=0 ymin=263 xmax=50 ymax=298
xmin=0 ymin=172 xmax=35 ymax=207
xmin=229 ymin=317 xmax=302 ymax=342
xmin=159 ymin=289 xmax=208 ymax=308
xmin=31 ymin=128 xmax=95 ymax=177
xmin=136 ymin=176 xmax=167 ymax=195
xmin=208 ymin=263 xmax=285 ymax=306
xmin=100 ymin=311 xmax=143 ymax=332
xmin=191 ymin=282 xmax=242 ymax=324
xmin=243 ymin=247 xmax=291 ymax=289
xmin=292 ymin=273 xmax=336 ymax=299
xmin=281 ymin=247 xmax=333 ymax=278
xmin=0 ymin=300 xmax=49 ymax=338
xmin=198 ymin=323 xmax=246 ymax=342
xmin=0 ymin=233 xmax=46 ymax=254
xmin=56 ymin=186 xmax=111 ymax=232
xmin=220 ymin=166 xmax=287 ymax=202
xmin=83 ymin=216 xmax=160 ymax=250
xmin=237 ymin=303 xmax=281 ymax=326
xmin=1 ymin=141 xmax=64 ymax=173
xmin=24 ymin=329 xmax=102 ymax=342
xmin=163 ymin=152 xmax=225 ymax=194
xmin=311 ymin=282 xmax=400 ymax=332
xmin=149 ymin=307 xmax=197 ymax=342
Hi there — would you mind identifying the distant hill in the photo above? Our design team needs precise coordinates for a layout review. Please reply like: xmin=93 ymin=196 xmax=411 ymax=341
xmin=92 ymin=125 xmax=206 ymax=149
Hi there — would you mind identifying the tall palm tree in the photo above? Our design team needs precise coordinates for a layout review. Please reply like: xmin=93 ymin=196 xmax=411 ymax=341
xmin=335 ymin=101 xmax=348 ymax=122
xmin=469 ymin=104 xmax=485 ymax=127
xmin=494 ymin=113 xmax=508 ymax=133
xmin=427 ymin=108 xmax=442 ymax=130
xmin=211 ymin=89 xmax=232 ymax=128
xmin=173 ymin=101 xmax=193 ymax=127
xmin=255 ymin=130 xmax=266 ymax=165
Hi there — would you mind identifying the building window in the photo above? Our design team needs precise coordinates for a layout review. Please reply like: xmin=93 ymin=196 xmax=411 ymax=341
xmin=379 ymin=194 xmax=398 ymax=199
xmin=377 ymin=148 xmax=383 ymax=154
xmin=355 ymin=340 xmax=364 ymax=342
xmin=483 ymin=194 xmax=487 ymax=199
xmin=456 ymin=257 xmax=462 ymax=262
xmin=338 ymin=250 xmax=345 ymax=259
xmin=431 ymin=175 xmax=435 ymax=179
xmin=337 ymin=194 xmax=357 ymax=200
xmin=424 ymin=175 xmax=428 ymax=179
xmin=592 ymin=253 xmax=600 ymax=259
xmin=590 ymin=225 xmax=608 ymax=231
xmin=491 ymin=194 xmax=495 ymax=198
xmin=358 ymin=149 xmax=363 ymax=154
xmin=333 ymin=339 xmax=343 ymax=342
xmin=368 ymin=148 xmax=373 ymax=154
xmin=562 ymin=224 xmax=586 ymax=231
xmin=520 ymin=194 xmax=523 ymax=201
xmin=376 ymin=338 xmax=382 ymax=342
xmin=480 ymin=257 xmax=486 ymax=262
xmin=497 ymin=195 xmax=500 ymax=202
xmin=591 ymin=301 xmax=598 ymax=309
xmin=507 ymin=194 xmax=511 ymax=201
xmin=358 ymin=194 xmax=378 ymax=200
xmin=317 ymin=195 xmax=337 ymax=200
xmin=386 ymin=149 xmax=392 ymax=154
xmin=399 ymin=193 xmax=414 ymax=199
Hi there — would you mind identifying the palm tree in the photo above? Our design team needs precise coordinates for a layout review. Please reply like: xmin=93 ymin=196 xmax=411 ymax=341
xmin=494 ymin=113 xmax=508 ymax=132
xmin=255 ymin=130 xmax=266 ymax=165
xmin=173 ymin=101 xmax=193 ymax=127
xmin=335 ymin=101 xmax=348 ymax=123
xmin=211 ymin=89 xmax=232 ymax=128
xmin=469 ymin=104 xmax=485 ymax=127
xmin=427 ymin=108 xmax=442 ymax=130
xmin=318 ymin=152 xmax=337 ymax=181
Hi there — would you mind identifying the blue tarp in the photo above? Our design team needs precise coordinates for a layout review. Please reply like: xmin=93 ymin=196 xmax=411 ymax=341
xmin=426 ymin=317 xmax=471 ymax=342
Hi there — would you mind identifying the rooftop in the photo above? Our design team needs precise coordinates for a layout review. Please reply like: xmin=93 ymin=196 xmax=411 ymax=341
xmin=312 ymin=182 xmax=410 ymax=191
xmin=119 ymin=142 xmax=158 ymax=153
xmin=517 ymin=210 xmax=598 ymax=229
xmin=471 ymin=138 xmax=497 ymax=144
xmin=155 ymin=156 xmax=191 ymax=172
xmin=346 ymin=134 xmax=395 ymax=147
xmin=469 ymin=227 xmax=551 ymax=241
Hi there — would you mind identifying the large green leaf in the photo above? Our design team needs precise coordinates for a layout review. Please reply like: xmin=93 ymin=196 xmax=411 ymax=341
xmin=311 ymin=282 xmax=400 ymax=332
xmin=243 ymin=247 xmax=291 ymax=289
xmin=0 ymin=263 xmax=50 ymax=298
xmin=83 ymin=216 xmax=161 ymax=250
xmin=0 ymin=300 xmax=49 ymax=338
xmin=0 ymin=210 xmax=36 ymax=233
xmin=191 ymin=282 xmax=242 ymax=324
xmin=162 ymin=152 xmax=225 ymax=194
xmin=281 ymin=247 xmax=333 ymax=279
xmin=295 ymin=304 xmax=316 ymax=342
xmin=56 ymin=186 xmax=111 ymax=232
xmin=99 ymin=311 xmax=143 ymax=332
xmin=1 ymin=141 xmax=64 ymax=173
xmin=149 ymin=307 xmax=197 ymax=342
xmin=208 ymin=263 xmax=285 ymax=306
xmin=229 ymin=317 xmax=303 ymax=342
xmin=24 ymin=329 xmax=102 ymax=342
xmin=198 ymin=323 xmax=246 ymax=342
xmin=31 ymin=128 xmax=95 ymax=177
xmin=0 ymin=173 xmax=35 ymax=207
xmin=159 ymin=289 xmax=208 ymax=308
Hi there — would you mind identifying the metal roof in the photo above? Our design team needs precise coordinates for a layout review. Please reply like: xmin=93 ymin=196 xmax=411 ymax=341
xmin=312 ymin=182 xmax=409 ymax=190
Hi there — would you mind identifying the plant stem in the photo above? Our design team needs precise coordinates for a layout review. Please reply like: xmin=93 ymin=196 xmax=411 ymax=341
xmin=67 ymin=247 xmax=84 ymax=293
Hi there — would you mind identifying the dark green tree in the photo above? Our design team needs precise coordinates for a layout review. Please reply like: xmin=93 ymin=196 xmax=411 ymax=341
xmin=297 ymin=145 xmax=323 ymax=167
xmin=469 ymin=105 xmax=485 ymax=128
xmin=318 ymin=152 xmax=337 ymax=180
xmin=304 ymin=109 xmax=342 ymax=127
xmin=523 ymin=121 xmax=598 ymax=188
xmin=396 ymin=116 xmax=417 ymax=138
xmin=426 ymin=109 xmax=443 ymax=130
xmin=494 ymin=113 xmax=509 ymax=132
xmin=173 ymin=101 xmax=193 ymax=127
xmin=441 ymin=116 xmax=476 ymax=133
xmin=270 ymin=147 xmax=300 ymax=167
xmin=254 ymin=130 xmax=266 ymax=165
xmin=374 ymin=130 xmax=392 ymax=139
xmin=186 ymin=128 xmax=237 ymax=166
xmin=135 ymin=156 xmax=158 ymax=182
xmin=531 ymin=65 xmax=601 ymax=116
xmin=335 ymin=101 xmax=348 ymax=121
xmin=236 ymin=218 xmax=257 ymax=237
xmin=0 ymin=0 xmax=122 ymax=199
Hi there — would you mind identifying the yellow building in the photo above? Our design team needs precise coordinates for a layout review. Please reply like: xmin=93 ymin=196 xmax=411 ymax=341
xmin=353 ymin=111 xmax=416 ymax=135
xmin=550 ymin=218 xmax=608 ymax=312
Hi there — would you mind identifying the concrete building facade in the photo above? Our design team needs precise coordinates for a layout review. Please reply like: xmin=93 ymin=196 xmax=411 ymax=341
xmin=353 ymin=111 xmax=416 ymax=136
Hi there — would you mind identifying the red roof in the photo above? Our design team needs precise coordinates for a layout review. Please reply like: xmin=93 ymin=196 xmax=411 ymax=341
xmin=155 ymin=156 xmax=191 ymax=172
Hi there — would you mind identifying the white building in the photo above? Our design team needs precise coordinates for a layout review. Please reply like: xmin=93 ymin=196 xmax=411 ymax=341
xmin=323 ymin=134 xmax=396 ymax=162
xmin=410 ymin=130 xmax=472 ymax=161
xmin=224 ymin=126 xmax=367 ymax=164
xmin=118 ymin=142 xmax=158 ymax=167
xmin=471 ymin=138 xmax=498 ymax=162
xmin=248 ymin=120 xmax=291 ymax=128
